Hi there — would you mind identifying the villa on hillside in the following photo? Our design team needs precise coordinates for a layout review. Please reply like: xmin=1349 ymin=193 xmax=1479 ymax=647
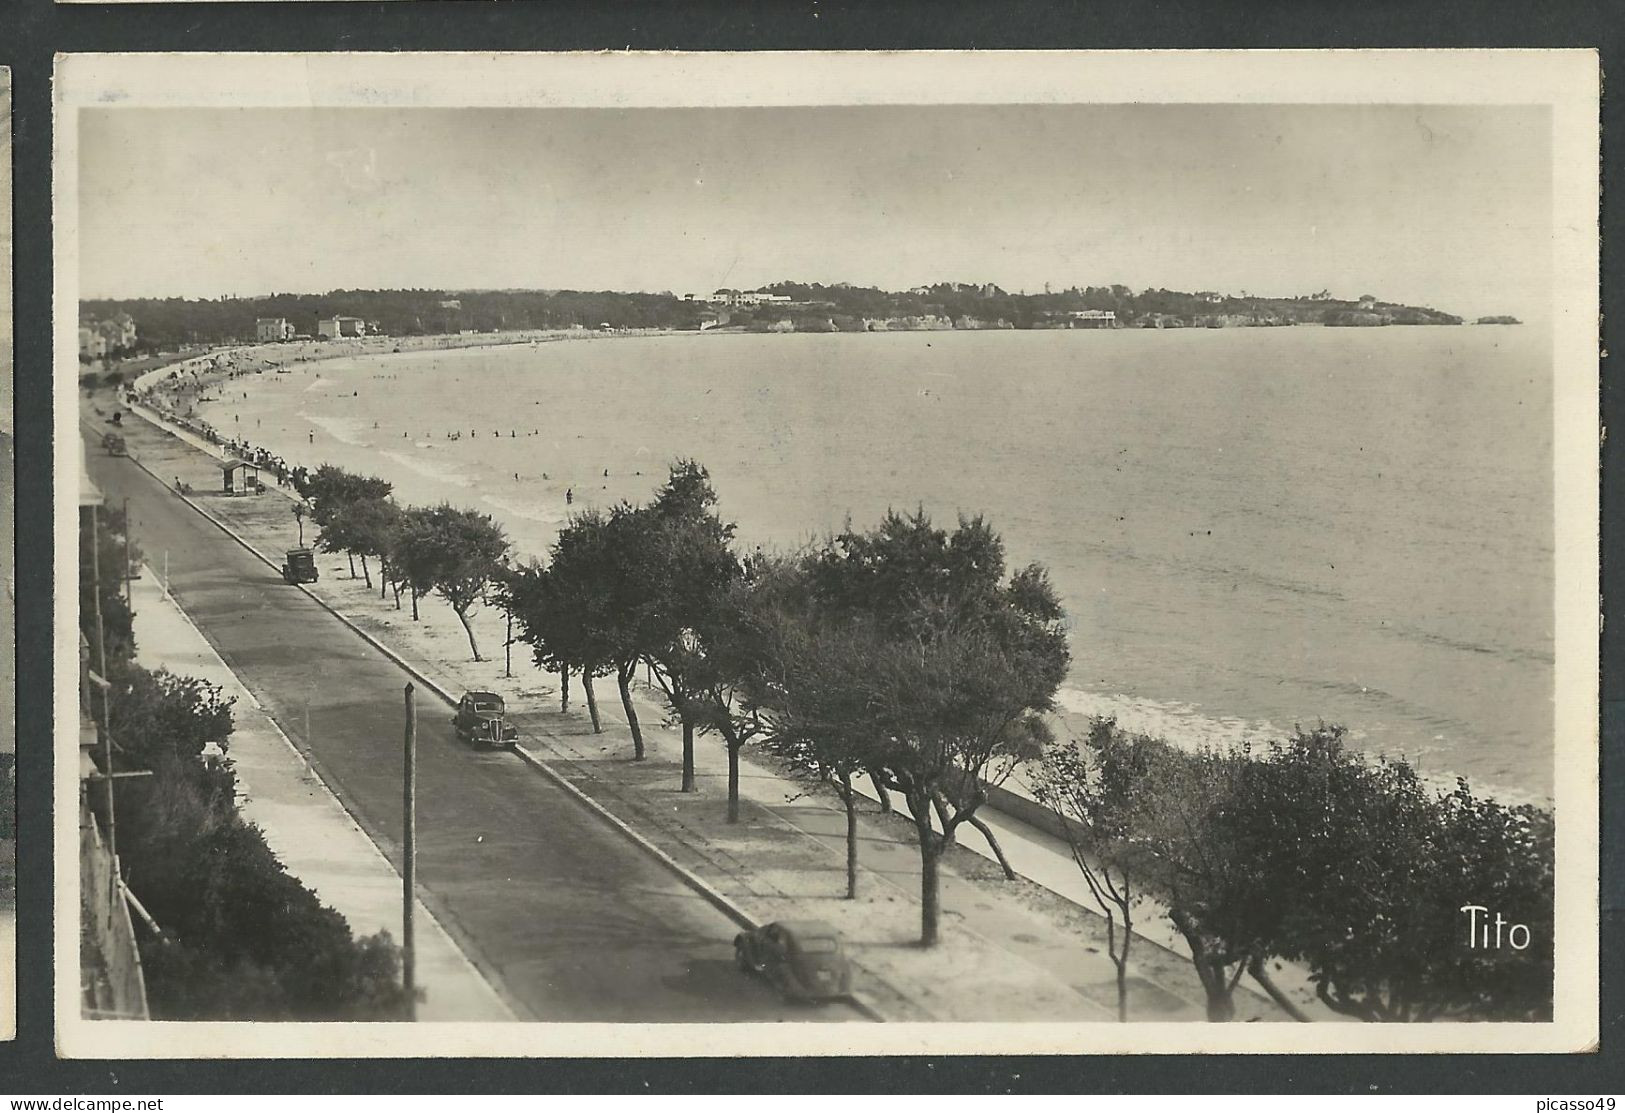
xmin=255 ymin=317 xmax=295 ymax=342
xmin=1066 ymin=309 xmax=1118 ymax=329
xmin=703 ymin=290 xmax=793 ymax=308
xmin=316 ymin=315 xmax=367 ymax=340
xmin=78 ymin=313 xmax=139 ymax=359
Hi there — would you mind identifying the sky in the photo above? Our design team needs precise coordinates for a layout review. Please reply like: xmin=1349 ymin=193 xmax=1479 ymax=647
xmin=78 ymin=103 xmax=1551 ymax=320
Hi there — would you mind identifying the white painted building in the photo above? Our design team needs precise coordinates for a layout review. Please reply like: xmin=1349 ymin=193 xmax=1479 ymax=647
xmin=316 ymin=316 xmax=366 ymax=340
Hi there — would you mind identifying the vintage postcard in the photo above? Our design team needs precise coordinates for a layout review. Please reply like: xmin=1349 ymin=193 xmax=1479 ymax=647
xmin=54 ymin=51 xmax=1599 ymax=1058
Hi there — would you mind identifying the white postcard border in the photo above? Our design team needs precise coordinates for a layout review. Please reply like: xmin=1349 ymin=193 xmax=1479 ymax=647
xmin=52 ymin=49 xmax=1601 ymax=1059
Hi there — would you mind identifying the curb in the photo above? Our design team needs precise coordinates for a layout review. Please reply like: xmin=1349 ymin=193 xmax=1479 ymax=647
xmin=110 ymin=429 xmax=890 ymax=1023
xmin=133 ymin=566 xmax=522 ymax=1023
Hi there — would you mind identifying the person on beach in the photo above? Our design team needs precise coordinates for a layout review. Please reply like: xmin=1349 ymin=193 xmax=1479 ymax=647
xmin=308 ymin=431 xmax=314 ymax=443
xmin=566 ymin=488 xmax=573 ymax=505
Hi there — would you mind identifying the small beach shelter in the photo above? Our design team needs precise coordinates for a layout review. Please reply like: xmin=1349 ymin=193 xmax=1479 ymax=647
xmin=220 ymin=458 xmax=260 ymax=496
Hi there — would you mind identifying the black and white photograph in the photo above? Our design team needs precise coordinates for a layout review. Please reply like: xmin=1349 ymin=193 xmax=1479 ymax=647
xmin=53 ymin=51 xmax=1598 ymax=1058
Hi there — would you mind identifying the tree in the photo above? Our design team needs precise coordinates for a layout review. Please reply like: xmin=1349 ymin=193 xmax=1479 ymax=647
xmin=748 ymin=581 xmax=885 ymax=897
xmin=688 ymin=560 xmax=786 ymax=822
xmin=300 ymin=466 xmax=392 ymax=579
xmin=592 ymin=503 xmax=672 ymax=761
xmin=102 ymin=655 xmax=414 ymax=1021
xmin=536 ymin=510 xmax=625 ymax=735
xmin=636 ymin=462 xmax=741 ymax=792
xmin=1033 ymin=722 xmax=1156 ymax=1021
xmin=386 ymin=507 xmax=440 ymax=622
xmin=501 ymin=560 xmax=573 ymax=711
xmin=293 ymin=501 xmax=308 ymax=547
xmin=343 ymin=498 xmax=402 ymax=591
xmin=805 ymin=510 xmax=1069 ymax=945
xmin=106 ymin=664 xmax=236 ymax=770
xmin=1131 ymin=737 xmax=1284 ymax=1023
xmin=486 ymin=563 xmax=522 ymax=679
xmin=408 ymin=504 xmax=510 ymax=661
xmin=1240 ymin=729 xmax=1556 ymax=1022
xmin=317 ymin=496 xmax=398 ymax=590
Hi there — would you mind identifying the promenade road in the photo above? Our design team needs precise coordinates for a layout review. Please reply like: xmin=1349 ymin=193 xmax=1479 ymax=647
xmin=86 ymin=442 xmax=864 ymax=1024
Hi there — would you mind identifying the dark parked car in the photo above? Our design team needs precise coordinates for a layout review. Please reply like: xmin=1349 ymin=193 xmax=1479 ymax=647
xmin=454 ymin=691 xmax=519 ymax=748
xmin=734 ymin=920 xmax=852 ymax=1002
xmin=281 ymin=547 xmax=318 ymax=584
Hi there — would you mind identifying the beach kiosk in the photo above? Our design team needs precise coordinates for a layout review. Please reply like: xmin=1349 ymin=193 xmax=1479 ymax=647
xmin=220 ymin=458 xmax=261 ymax=496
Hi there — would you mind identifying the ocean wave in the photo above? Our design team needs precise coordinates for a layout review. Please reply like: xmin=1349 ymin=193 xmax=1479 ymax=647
xmin=480 ymin=494 xmax=568 ymax=527
xmin=378 ymin=450 xmax=474 ymax=489
xmin=300 ymin=412 xmax=372 ymax=448
xmin=1053 ymin=685 xmax=1287 ymax=755
xmin=1050 ymin=684 xmax=1544 ymax=808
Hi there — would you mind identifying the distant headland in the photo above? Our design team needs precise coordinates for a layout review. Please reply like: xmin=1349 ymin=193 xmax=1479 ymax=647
xmin=80 ymin=281 xmax=1474 ymax=353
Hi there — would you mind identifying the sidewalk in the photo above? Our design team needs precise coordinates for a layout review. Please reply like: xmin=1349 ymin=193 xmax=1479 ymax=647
xmin=98 ymin=389 xmax=1306 ymax=1023
xmin=127 ymin=565 xmax=515 ymax=1021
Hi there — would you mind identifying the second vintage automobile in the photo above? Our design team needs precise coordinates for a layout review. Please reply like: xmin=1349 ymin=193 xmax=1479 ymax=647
xmin=453 ymin=691 xmax=520 ymax=749
xmin=734 ymin=920 xmax=853 ymax=1002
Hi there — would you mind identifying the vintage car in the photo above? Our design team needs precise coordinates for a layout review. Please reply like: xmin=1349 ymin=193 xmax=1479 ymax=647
xmin=453 ymin=691 xmax=520 ymax=748
xmin=281 ymin=547 xmax=319 ymax=585
xmin=734 ymin=920 xmax=853 ymax=1002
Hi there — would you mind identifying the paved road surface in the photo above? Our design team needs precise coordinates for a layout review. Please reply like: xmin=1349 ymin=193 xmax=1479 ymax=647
xmin=87 ymin=440 xmax=864 ymax=1024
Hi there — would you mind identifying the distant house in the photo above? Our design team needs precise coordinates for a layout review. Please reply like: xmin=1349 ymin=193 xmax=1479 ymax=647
xmin=316 ymin=316 xmax=366 ymax=340
xmin=78 ymin=327 xmax=109 ymax=360
xmin=1067 ymin=309 xmax=1118 ymax=329
xmin=1358 ymin=295 xmax=1379 ymax=310
xmin=104 ymin=313 xmax=138 ymax=349
xmin=79 ymin=313 xmax=137 ymax=358
xmin=708 ymin=290 xmax=792 ymax=308
xmin=1198 ymin=291 xmax=1224 ymax=304
xmin=439 ymin=299 xmax=462 ymax=310
xmin=255 ymin=317 xmax=295 ymax=342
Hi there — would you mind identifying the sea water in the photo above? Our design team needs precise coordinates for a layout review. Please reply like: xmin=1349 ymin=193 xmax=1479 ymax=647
xmin=201 ymin=326 xmax=1555 ymax=802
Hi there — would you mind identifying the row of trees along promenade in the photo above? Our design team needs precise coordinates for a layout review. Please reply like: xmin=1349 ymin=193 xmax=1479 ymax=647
xmin=303 ymin=458 xmax=1555 ymax=1024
